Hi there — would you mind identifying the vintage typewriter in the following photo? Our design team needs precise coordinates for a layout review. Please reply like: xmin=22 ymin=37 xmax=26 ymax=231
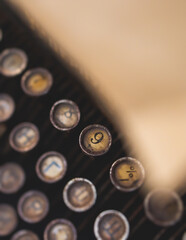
xmin=0 ymin=1 xmax=185 ymax=240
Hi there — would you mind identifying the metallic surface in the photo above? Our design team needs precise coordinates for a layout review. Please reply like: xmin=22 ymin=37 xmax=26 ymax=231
xmin=79 ymin=124 xmax=112 ymax=156
xmin=144 ymin=189 xmax=184 ymax=227
xmin=18 ymin=190 xmax=49 ymax=223
xmin=0 ymin=204 xmax=18 ymax=236
xmin=94 ymin=210 xmax=130 ymax=240
xmin=0 ymin=163 xmax=25 ymax=193
xmin=0 ymin=48 xmax=27 ymax=76
xmin=11 ymin=230 xmax=39 ymax=240
xmin=44 ymin=219 xmax=77 ymax=240
xmin=50 ymin=99 xmax=80 ymax=131
xmin=21 ymin=68 xmax=53 ymax=96
xmin=36 ymin=151 xmax=67 ymax=183
xmin=0 ymin=4 xmax=185 ymax=239
xmin=110 ymin=157 xmax=145 ymax=192
xmin=9 ymin=122 xmax=40 ymax=152
xmin=0 ymin=93 xmax=15 ymax=122
xmin=63 ymin=178 xmax=97 ymax=212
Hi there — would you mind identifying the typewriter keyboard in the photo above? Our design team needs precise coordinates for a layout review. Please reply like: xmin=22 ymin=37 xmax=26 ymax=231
xmin=0 ymin=2 xmax=185 ymax=240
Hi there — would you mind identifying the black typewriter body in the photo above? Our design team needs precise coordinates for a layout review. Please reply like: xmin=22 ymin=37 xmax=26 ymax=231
xmin=0 ymin=2 xmax=185 ymax=240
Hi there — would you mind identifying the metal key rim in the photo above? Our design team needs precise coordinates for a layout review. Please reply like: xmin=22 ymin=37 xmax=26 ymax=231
xmin=9 ymin=122 xmax=40 ymax=152
xmin=94 ymin=209 xmax=130 ymax=240
xmin=44 ymin=218 xmax=77 ymax=240
xmin=50 ymin=99 xmax=80 ymax=131
xmin=63 ymin=178 xmax=97 ymax=212
xmin=11 ymin=230 xmax=39 ymax=240
xmin=79 ymin=124 xmax=112 ymax=156
xmin=21 ymin=68 xmax=53 ymax=96
xmin=0 ymin=93 xmax=15 ymax=123
xmin=17 ymin=190 xmax=49 ymax=223
xmin=110 ymin=157 xmax=145 ymax=192
xmin=144 ymin=188 xmax=184 ymax=227
xmin=0 ymin=48 xmax=28 ymax=77
xmin=0 ymin=162 xmax=25 ymax=194
xmin=36 ymin=151 xmax=67 ymax=183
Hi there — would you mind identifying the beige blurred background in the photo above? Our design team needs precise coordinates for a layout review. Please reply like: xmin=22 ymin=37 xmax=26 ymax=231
xmin=8 ymin=0 xmax=186 ymax=192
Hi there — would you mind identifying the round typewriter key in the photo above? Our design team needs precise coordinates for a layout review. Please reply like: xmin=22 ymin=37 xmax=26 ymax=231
xmin=21 ymin=68 xmax=53 ymax=96
xmin=0 ymin=93 xmax=15 ymax=122
xmin=110 ymin=157 xmax=145 ymax=192
xmin=0 ymin=48 xmax=27 ymax=77
xmin=94 ymin=210 xmax=130 ymax=240
xmin=18 ymin=190 xmax=49 ymax=223
xmin=9 ymin=122 xmax=39 ymax=152
xmin=0 ymin=204 xmax=18 ymax=236
xmin=0 ymin=29 xmax=2 ymax=42
xmin=11 ymin=230 xmax=39 ymax=240
xmin=50 ymin=99 xmax=80 ymax=131
xmin=79 ymin=124 xmax=112 ymax=156
xmin=144 ymin=189 xmax=183 ymax=227
xmin=63 ymin=178 xmax=96 ymax=212
xmin=0 ymin=163 xmax=25 ymax=194
xmin=36 ymin=151 xmax=67 ymax=183
xmin=44 ymin=219 xmax=77 ymax=240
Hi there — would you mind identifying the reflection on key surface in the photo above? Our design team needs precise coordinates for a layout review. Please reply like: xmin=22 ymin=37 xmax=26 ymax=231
xmin=0 ymin=204 xmax=18 ymax=236
xmin=36 ymin=151 xmax=67 ymax=183
xmin=63 ymin=178 xmax=97 ymax=212
xmin=11 ymin=230 xmax=39 ymax=240
xmin=18 ymin=190 xmax=49 ymax=223
xmin=79 ymin=124 xmax=112 ymax=156
xmin=44 ymin=219 xmax=77 ymax=240
xmin=21 ymin=68 xmax=53 ymax=96
xmin=0 ymin=94 xmax=15 ymax=123
xmin=50 ymin=99 xmax=80 ymax=131
xmin=9 ymin=122 xmax=39 ymax=152
xmin=0 ymin=163 xmax=25 ymax=194
xmin=0 ymin=48 xmax=27 ymax=76
xmin=94 ymin=210 xmax=129 ymax=240
xmin=110 ymin=157 xmax=145 ymax=192
xmin=144 ymin=189 xmax=184 ymax=227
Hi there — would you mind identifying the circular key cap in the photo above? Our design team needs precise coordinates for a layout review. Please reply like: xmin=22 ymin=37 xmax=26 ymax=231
xmin=44 ymin=219 xmax=77 ymax=240
xmin=36 ymin=151 xmax=67 ymax=183
xmin=0 ymin=48 xmax=27 ymax=77
xmin=79 ymin=124 xmax=112 ymax=156
xmin=0 ymin=163 xmax=25 ymax=194
xmin=0 ymin=29 xmax=2 ymax=42
xmin=18 ymin=190 xmax=49 ymax=223
xmin=21 ymin=68 xmax=53 ymax=96
xmin=9 ymin=122 xmax=39 ymax=152
xmin=94 ymin=210 xmax=130 ymax=240
xmin=50 ymin=99 xmax=80 ymax=131
xmin=63 ymin=178 xmax=97 ymax=212
xmin=11 ymin=230 xmax=39 ymax=240
xmin=110 ymin=157 xmax=145 ymax=192
xmin=144 ymin=189 xmax=183 ymax=226
xmin=0 ymin=204 xmax=18 ymax=236
xmin=0 ymin=94 xmax=15 ymax=122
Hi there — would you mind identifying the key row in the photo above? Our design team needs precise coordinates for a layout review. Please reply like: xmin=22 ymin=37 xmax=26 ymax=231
xmin=1 ymin=187 xmax=184 ymax=238
xmin=0 ymin=91 xmax=112 ymax=155
xmin=0 ymin=203 xmax=78 ymax=239
xmin=0 ymin=178 xmax=97 ymax=214
xmin=0 ymin=157 xmax=145 ymax=193
xmin=0 ymin=48 xmax=53 ymax=94
xmin=0 ymin=48 xmax=110 ymax=155
xmin=7 ymin=120 xmax=112 ymax=156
